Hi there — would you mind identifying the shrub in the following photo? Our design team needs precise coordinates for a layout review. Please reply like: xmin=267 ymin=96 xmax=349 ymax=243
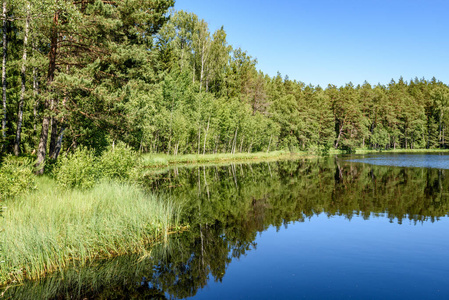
xmin=55 ymin=147 xmax=97 ymax=189
xmin=0 ymin=156 xmax=35 ymax=199
xmin=98 ymin=142 xmax=138 ymax=180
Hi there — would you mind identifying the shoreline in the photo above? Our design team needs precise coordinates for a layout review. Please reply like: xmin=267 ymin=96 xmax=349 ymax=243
xmin=140 ymin=148 xmax=449 ymax=168
xmin=0 ymin=180 xmax=182 ymax=286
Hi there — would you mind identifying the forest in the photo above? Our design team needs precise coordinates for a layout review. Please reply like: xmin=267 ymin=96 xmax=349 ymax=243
xmin=1 ymin=0 xmax=449 ymax=174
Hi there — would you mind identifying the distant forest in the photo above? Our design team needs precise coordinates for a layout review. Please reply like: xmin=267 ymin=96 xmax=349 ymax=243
xmin=1 ymin=0 xmax=448 ymax=171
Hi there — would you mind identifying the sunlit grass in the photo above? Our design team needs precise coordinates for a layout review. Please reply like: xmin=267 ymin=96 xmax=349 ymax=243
xmin=140 ymin=150 xmax=309 ymax=167
xmin=0 ymin=177 xmax=180 ymax=285
xmin=136 ymin=148 xmax=449 ymax=168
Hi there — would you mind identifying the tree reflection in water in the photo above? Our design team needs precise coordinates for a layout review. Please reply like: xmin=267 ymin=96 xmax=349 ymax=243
xmin=4 ymin=157 xmax=449 ymax=299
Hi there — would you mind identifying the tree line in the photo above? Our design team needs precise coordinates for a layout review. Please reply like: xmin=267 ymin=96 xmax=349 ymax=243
xmin=1 ymin=1 xmax=449 ymax=172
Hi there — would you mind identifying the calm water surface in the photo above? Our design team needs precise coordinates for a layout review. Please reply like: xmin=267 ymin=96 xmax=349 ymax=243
xmin=5 ymin=154 xmax=449 ymax=299
xmin=348 ymin=152 xmax=449 ymax=169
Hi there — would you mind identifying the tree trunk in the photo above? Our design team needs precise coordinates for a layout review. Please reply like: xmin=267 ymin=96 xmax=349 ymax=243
xmin=49 ymin=64 xmax=68 ymax=157
xmin=443 ymin=125 xmax=446 ymax=148
xmin=36 ymin=116 xmax=50 ymax=174
xmin=49 ymin=115 xmax=59 ymax=157
xmin=33 ymin=40 xmax=39 ymax=135
xmin=33 ymin=51 xmax=38 ymax=133
xmin=14 ymin=4 xmax=30 ymax=156
xmin=214 ymin=134 xmax=218 ymax=153
xmin=334 ymin=117 xmax=346 ymax=149
xmin=202 ymin=116 xmax=210 ymax=155
xmin=2 ymin=1 xmax=7 ymax=145
xmin=197 ymin=126 xmax=201 ymax=155
xmin=232 ymin=127 xmax=238 ymax=154
xmin=200 ymin=46 xmax=204 ymax=92
xmin=227 ymin=136 xmax=232 ymax=153
xmin=267 ymin=134 xmax=272 ymax=152
xmin=52 ymin=126 xmax=65 ymax=160
xmin=199 ymin=38 xmax=209 ymax=92
xmin=51 ymin=86 xmax=68 ymax=159
xmin=36 ymin=10 xmax=58 ymax=174
xmin=239 ymin=135 xmax=244 ymax=152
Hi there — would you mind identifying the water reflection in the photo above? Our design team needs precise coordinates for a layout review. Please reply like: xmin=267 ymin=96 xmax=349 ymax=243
xmin=348 ymin=152 xmax=449 ymax=169
xmin=4 ymin=156 xmax=449 ymax=299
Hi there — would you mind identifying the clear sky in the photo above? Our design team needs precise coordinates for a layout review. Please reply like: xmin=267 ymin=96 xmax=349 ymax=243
xmin=174 ymin=0 xmax=449 ymax=87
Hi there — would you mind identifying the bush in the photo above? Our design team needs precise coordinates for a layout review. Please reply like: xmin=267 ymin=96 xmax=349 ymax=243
xmin=0 ymin=156 xmax=35 ymax=199
xmin=98 ymin=142 xmax=138 ymax=180
xmin=55 ymin=147 xmax=97 ymax=189
xmin=54 ymin=143 xmax=140 ymax=189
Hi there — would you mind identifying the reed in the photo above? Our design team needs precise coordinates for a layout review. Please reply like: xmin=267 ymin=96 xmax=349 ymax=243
xmin=0 ymin=177 xmax=180 ymax=285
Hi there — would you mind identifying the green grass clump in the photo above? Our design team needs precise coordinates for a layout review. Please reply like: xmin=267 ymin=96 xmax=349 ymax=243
xmin=0 ymin=177 xmax=180 ymax=284
xmin=0 ymin=156 xmax=35 ymax=199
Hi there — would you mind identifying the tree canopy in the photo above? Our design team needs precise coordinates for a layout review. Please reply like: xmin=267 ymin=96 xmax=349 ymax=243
xmin=1 ymin=2 xmax=449 ymax=171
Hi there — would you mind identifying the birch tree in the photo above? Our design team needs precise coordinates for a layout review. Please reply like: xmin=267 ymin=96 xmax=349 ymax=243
xmin=1 ymin=0 xmax=7 ymax=147
xmin=13 ymin=2 xmax=30 ymax=155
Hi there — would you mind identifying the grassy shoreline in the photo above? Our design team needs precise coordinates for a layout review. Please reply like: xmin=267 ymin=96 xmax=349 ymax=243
xmin=140 ymin=151 xmax=314 ymax=168
xmin=140 ymin=148 xmax=449 ymax=168
xmin=0 ymin=178 xmax=181 ymax=285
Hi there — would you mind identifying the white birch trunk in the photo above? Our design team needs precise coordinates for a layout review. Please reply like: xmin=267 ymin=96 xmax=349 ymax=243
xmin=202 ymin=116 xmax=210 ymax=155
xmin=14 ymin=4 xmax=30 ymax=155
xmin=2 ymin=1 xmax=7 ymax=143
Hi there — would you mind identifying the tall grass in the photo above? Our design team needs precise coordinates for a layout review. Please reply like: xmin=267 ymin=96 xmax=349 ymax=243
xmin=0 ymin=177 xmax=181 ymax=285
xmin=2 ymin=239 xmax=185 ymax=299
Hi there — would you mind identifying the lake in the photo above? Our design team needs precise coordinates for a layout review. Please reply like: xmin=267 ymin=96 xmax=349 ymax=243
xmin=5 ymin=153 xmax=449 ymax=299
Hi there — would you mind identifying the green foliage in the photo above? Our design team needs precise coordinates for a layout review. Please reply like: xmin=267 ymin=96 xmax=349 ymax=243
xmin=2 ymin=1 xmax=449 ymax=171
xmin=54 ymin=148 xmax=97 ymax=189
xmin=372 ymin=125 xmax=390 ymax=149
xmin=98 ymin=142 xmax=138 ymax=180
xmin=0 ymin=156 xmax=35 ymax=199
xmin=54 ymin=144 xmax=142 ymax=189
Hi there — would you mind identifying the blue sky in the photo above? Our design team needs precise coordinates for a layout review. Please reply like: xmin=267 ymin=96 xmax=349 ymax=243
xmin=174 ymin=0 xmax=449 ymax=87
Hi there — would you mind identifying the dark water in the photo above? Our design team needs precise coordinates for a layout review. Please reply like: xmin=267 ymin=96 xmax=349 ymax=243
xmin=4 ymin=154 xmax=449 ymax=299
